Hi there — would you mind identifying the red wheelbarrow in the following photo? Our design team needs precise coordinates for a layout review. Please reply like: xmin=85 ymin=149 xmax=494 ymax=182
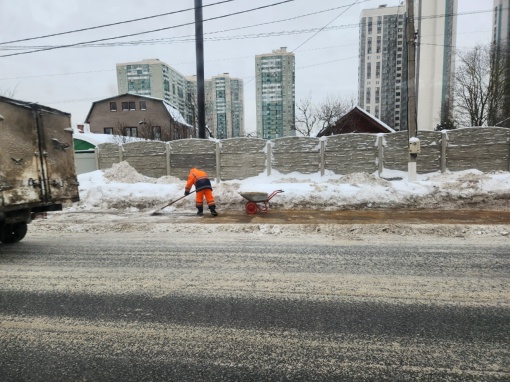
xmin=239 ymin=190 xmax=284 ymax=215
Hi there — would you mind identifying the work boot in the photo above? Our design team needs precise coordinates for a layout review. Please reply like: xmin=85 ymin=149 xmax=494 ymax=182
xmin=197 ymin=207 xmax=203 ymax=216
xmin=210 ymin=207 xmax=218 ymax=216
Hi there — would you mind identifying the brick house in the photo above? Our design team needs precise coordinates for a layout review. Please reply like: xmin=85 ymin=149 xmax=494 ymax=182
xmin=85 ymin=94 xmax=194 ymax=141
xmin=317 ymin=106 xmax=396 ymax=137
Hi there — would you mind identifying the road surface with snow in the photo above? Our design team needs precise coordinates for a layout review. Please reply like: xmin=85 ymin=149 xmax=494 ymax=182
xmin=1 ymin=228 xmax=509 ymax=381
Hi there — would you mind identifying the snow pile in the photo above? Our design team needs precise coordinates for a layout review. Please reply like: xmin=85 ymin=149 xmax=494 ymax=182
xmin=68 ymin=161 xmax=510 ymax=213
xmin=103 ymin=162 xmax=181 ymax=184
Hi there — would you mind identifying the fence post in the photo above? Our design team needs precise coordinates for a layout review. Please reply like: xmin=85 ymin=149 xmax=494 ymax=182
xmin=166 ymin=142 xmax=171 ymax=176
xmin=216 ymin=141 xmax=221 ymax=183
xmin=118 ymin=144 xmax=123 ymax=163
xmin=266 ymin=141 xmax=272 ymax=176
xmin=94 ymin=147 xmax=99 ymax=171
xmin=441 ymin=131 xmax=447 ymax=173
xmin=320 ymin=139 xmax=325 ymax=176
xmin=378 ymin=134 xmax=383 ymax=176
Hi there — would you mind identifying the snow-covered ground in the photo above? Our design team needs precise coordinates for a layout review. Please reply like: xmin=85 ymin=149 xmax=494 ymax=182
xmin=69 ymin=161 xmax=510 ymax=213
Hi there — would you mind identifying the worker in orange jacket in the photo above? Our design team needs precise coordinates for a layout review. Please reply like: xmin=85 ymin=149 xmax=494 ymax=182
xmin=185 ymin=168 xmax=218 ymax=216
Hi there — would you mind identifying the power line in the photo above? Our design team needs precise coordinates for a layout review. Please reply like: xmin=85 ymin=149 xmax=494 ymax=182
xmin=0 ymin=44 xmax=358 ymax=81
xmin=0 ymin=0 xmax=236 ymax=46
xmin=0 ymin=24 xmax=362 ymax=51
xmin=291 ymin=0 xmax=362 ymax=53
xmin=0 ymin=0 xmax=295 ymax=58
xmin=1 ymin=6 xmax=495 ymax=52
xmin=84 ymin=1 xmax=369 ymax=49
xmin=1 ymin=2 xmax=365 ymax=51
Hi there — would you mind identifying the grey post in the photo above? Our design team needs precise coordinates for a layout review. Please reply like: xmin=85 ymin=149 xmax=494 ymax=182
xmin=216 ymin=141 xmax=221 ymax=183
xmin=266 ymin=141 xmax=272 ymax=176
xmin=441 ymin=131 xmax=447 ymax=173
xmin=166 ymin=142 xmax=171 ymax=176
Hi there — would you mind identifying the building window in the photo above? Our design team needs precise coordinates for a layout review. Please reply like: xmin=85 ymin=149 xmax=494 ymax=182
xmin=110 ymin=102 xmax=117 ymax=111
xmin=366 ymin=63 xmax=371 ymax=79
xmin=376 ymin=36 xmax=381 ymax=53
xmin=152 ymin=126 xmax=161 ymax=140
xmin=129 ymin=102 xmax=136 ymax=110
xmin=366 ymin=88 xmax=371 ymax=104
xmin=367 ymin=37 xmax=372 ymax=54
xmin=104 ymin=127 xmax=113 ymax=134
xmin=376 ymin=62 xmax=381 ymax=79
xmin=124 ymin=127 xmax=137 ymax=137
xmin=140 ymin=101 xmax=147 ymax=110
xmin=122 ymin=102 xmax=129 ymax=111
xmin=367 ymin=17 xmax=373 ymax=34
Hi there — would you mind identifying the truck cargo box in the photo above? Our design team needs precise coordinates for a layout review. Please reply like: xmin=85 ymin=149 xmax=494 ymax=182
xmin=0 ymin=96 xmax=79 ymax=243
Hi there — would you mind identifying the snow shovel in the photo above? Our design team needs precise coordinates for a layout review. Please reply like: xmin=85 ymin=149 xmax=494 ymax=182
xmin=150 ymin=190 xmax=195 ymax=215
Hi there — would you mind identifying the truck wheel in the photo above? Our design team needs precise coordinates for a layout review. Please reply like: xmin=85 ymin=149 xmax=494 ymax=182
xmin=0 ymin=222 xmax=28 ymax=244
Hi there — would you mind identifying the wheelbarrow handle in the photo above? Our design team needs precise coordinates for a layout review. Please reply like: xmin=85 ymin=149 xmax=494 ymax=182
xmin=267 ymin=189 xmax=284 ymax=201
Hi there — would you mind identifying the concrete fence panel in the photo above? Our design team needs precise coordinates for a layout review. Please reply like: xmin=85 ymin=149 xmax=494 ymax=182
xmin=324 ymin=134 xmax=378 ymax=175
xmin=169 ymin=139 xmax=216 ymax=180
xmin=93 ymin=128 xmax=510 ymax=180
xmin=382 ymin=132 xmax=409 ymax=172
xmin=446 ymin=127 xmax=510 ymax=172
xmin=219 ymin=138 xmax=266 ymax=180
xmin=121 ymin=141 xmax=167 ymax=178
xmin=272 ymin=137 xmax=321 ymax=174
xmin=415 ymin=131 xmax=442 ymax=173
xmin=97 ymin=143 xmax=121 ymax=170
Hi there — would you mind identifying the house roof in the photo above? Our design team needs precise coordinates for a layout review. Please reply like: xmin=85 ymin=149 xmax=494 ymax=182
xmin=317 ymin=106 xmax=396 ymax=137
xmin=0 ymin=95 xmax=70 ymax=116
xmin=84 ymin=93 xmax=191 ymax=127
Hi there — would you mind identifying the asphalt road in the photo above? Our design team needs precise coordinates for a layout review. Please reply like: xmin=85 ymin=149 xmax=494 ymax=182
xmin=0 ymin=229 xmax=509 ymax=381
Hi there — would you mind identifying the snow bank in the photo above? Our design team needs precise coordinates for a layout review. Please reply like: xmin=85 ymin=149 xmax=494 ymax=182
xmin=68 ymin=162 xmax=510 ymax=213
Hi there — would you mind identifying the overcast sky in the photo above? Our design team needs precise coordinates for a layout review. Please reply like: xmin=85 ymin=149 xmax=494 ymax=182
xmin=0 ymin=0 xmax=493 ymax=134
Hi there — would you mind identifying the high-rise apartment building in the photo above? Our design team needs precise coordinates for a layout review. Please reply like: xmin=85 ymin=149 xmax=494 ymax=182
xmin=204 ymin=74 xmax=245 ymax=139
xmin=116 ymin=59 xmax=193 ymax=126
xmin=255 ymin=47 xmax=295 ymax=139
xmin=493 ymin=0 xmax=510 ymax=48
xmin=415 ymin=0 xmax=457 ymax=130
xmin=117 ymin=59 xmax=245 ymax=135
xmin=358 ymin=1 xmax=457 ymax=131
xmin=491 ymin=0 xmax=510 ymax=127
xmin=359 ymin=4 xmax=408 ymax=131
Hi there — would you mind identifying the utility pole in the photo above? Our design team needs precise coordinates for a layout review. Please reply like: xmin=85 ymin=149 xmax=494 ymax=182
xmin=406 ymin=0 xmax=419 ymax=181
xmin=194 ymin=0 xmax=206 ymax=139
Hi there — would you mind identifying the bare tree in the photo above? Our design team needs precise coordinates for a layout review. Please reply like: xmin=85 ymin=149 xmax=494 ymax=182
xmin=294 ymin=96 xmax=318 ymax=136
xmin=0 ymin=84 xmax=19 ymax=98
xmin=435 ymin=97 xmax=457 ymax=131
xmin=109 ymin=121 xmax=143 ymax=144
xmin=454 ymin=44 xmax=509 ymax=127
xmin=294 ymin=94 xmax=355 ymax=136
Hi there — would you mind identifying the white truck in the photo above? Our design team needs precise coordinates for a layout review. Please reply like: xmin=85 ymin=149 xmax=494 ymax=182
xmin=0 ymin=96 xmax=79 ymax=243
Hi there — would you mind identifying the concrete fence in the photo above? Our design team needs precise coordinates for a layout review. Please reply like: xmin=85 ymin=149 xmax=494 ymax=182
xmin=91 ymin=128 xmax=510 ymax=181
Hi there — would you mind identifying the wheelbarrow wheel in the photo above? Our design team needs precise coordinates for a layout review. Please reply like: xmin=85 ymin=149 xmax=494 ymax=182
xmin=245 ymin=202 xmax=258 ymax=215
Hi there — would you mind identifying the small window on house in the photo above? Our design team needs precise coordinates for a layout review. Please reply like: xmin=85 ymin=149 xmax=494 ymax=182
xmin=104 ymin=128 xmax=113 ymax=134
xmin=110 ymin=102 xmax=117 ymax=111
xmin=124 ymin=127 xmax=138 ymax=137
xmin=122 ymin=102 xmax=129 ymax=111
xmin=129 ymin=102 xmax=136 ymax=110
xmin=140 ymin=101 xmax=147 ymax=110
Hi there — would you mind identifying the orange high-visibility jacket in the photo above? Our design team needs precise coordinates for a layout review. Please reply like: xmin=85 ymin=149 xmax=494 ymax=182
xmin=185 ymin=168 xmax=212 ymax=193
